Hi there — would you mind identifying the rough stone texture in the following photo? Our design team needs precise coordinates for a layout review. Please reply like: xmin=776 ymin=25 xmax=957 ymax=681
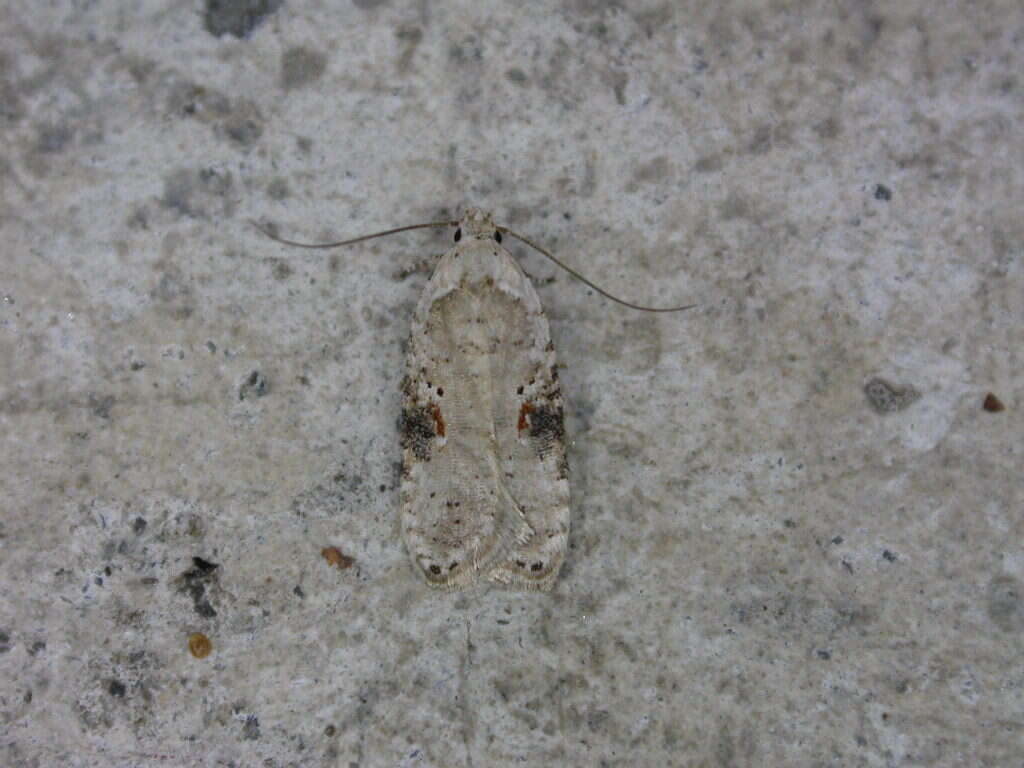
xmin=1 ymin=2 xmax=1021 ymax=766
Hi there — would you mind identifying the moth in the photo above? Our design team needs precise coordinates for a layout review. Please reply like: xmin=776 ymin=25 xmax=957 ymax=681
xmin=254 ymin=208 xmax=692 ymax=591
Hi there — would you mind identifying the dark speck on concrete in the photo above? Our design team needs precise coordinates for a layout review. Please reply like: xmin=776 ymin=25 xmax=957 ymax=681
xmin=242 ymin=714 xmax=261 ymax=740
xmin=748 ymin=124 xmax=772 ymax=154
xmin=270 ymin=259 xmax=293 ymax=281
xmin=874 ymin=183 xmax=892 ymax=201
xmin=204 ymin=0 xmax=282 ymax=38
xmin=267 ymin=177 xmax=289 ymax=200
xmin=586 ymin=708 xmax=610 ymax=732
xmin=108 ymin=679 xmax=126 ymax=697
xmin=986 ymin=574 xmax=1023 ymax=632
xmin=37 ymin=123 xmax=73 ymax=153
xmin=633 ymin=155 xmax=670 ymax=184
xmin=882 ymin=549 xmax=897 ymax=562
xmin=694 ymin=154 xmax=723 ymax=173
xmin=864 ymin=377 xmax=920 ymax=414
xmin=89 ymin=394 xmax=116 ymax=420
xmin=0 ymin=631 xmax=10 ymax=653
xmin=449 ymin=38 xmax=483 ymax=65
xmin=239 ymin=370 xmax=269 ymax=400
xmin=281 ymin=47 xmax=327 ymax=90
xmin=161 ymin=168 xmax=234 ymax=219
xmin=224 ymin=105 xmax=263 ymax=146
xmin=191 ymin=556 xmax=219 ymax=573
xmin=814 ymin=115 xmax=841 ymax=140
xmin=396 ymin=25 xmax=422 ymax=43
xmin=133 ymin=517 xmax=147 ymax=534
xmin=178 ymin=557 xmax=220 ymax=618
xmin=816 ymin=649 xmax=832 ymax=660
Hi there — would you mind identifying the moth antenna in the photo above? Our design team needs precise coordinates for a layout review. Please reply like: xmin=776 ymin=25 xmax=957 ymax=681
xmin=498 ymin=227 xmax=698 ymax=313
xmin=250 ymin=219 xmax=457 ymax=249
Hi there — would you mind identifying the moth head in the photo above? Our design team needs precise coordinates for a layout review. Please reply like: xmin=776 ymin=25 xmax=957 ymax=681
xmin=457 ymin=208 xmax=501 ymax=242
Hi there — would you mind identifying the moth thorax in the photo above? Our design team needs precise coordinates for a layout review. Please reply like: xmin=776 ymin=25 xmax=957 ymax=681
xmin=459 ymin=208 xmax=498 ymax=239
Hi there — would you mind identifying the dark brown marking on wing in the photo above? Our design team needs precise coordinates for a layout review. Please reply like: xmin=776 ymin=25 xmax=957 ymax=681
xmin=528 ymin=402 xmax=564 ymax=444
xmin=399 ymin=406 xmax=438 ymax=461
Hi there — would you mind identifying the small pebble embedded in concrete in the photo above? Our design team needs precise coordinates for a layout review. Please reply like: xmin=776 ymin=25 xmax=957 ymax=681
xmin=189 ymin=632 xmax=213 ymax=658
xmin=983 ymin=393 xmax=1005 ymax=412
xmin=321 ymin=546 xmax=355 ymax=569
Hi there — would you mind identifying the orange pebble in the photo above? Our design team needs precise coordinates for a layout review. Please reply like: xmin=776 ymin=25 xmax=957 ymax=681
xmin=322 ymin=546 xmax=355 ymax=569
xmin=188 ymin=632 xmax=212 ymax=658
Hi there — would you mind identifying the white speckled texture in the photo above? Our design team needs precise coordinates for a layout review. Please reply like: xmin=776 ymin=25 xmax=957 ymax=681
xmin=1 ymin=1 xmax=1021 ymax=766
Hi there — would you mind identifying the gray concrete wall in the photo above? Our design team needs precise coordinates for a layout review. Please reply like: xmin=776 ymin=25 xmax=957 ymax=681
xmin=1 ymin=1 xmax=1021 ymax=765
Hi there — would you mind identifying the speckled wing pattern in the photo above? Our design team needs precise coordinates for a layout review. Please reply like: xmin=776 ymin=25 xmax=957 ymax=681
xmin=399 ymin=210 xmax=569 ymax=591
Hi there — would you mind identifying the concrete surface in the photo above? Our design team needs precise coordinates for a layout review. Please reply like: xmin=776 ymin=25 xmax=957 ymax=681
xmin=1 ymin=1 xmax=1022 ymax=766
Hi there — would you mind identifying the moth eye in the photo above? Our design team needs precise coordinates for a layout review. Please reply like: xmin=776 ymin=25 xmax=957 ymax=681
xmin=453 ymin=228 xmax=462 ymax=242
xmin=428 ymin=564 xmax=441 ymax=575
xmin=515 ymin=560 xmax=527 ymax=568
xmin=494 ymin=231 xmax=503 ymax=243
xmin=531 ymin=562 xmax=544 ymax=572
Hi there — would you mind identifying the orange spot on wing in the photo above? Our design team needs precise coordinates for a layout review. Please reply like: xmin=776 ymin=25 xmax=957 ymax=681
xmin=518 ymin=402 xmax=534 ymax=432
xmin=430 ymin=403 xmax=446 ymax=437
